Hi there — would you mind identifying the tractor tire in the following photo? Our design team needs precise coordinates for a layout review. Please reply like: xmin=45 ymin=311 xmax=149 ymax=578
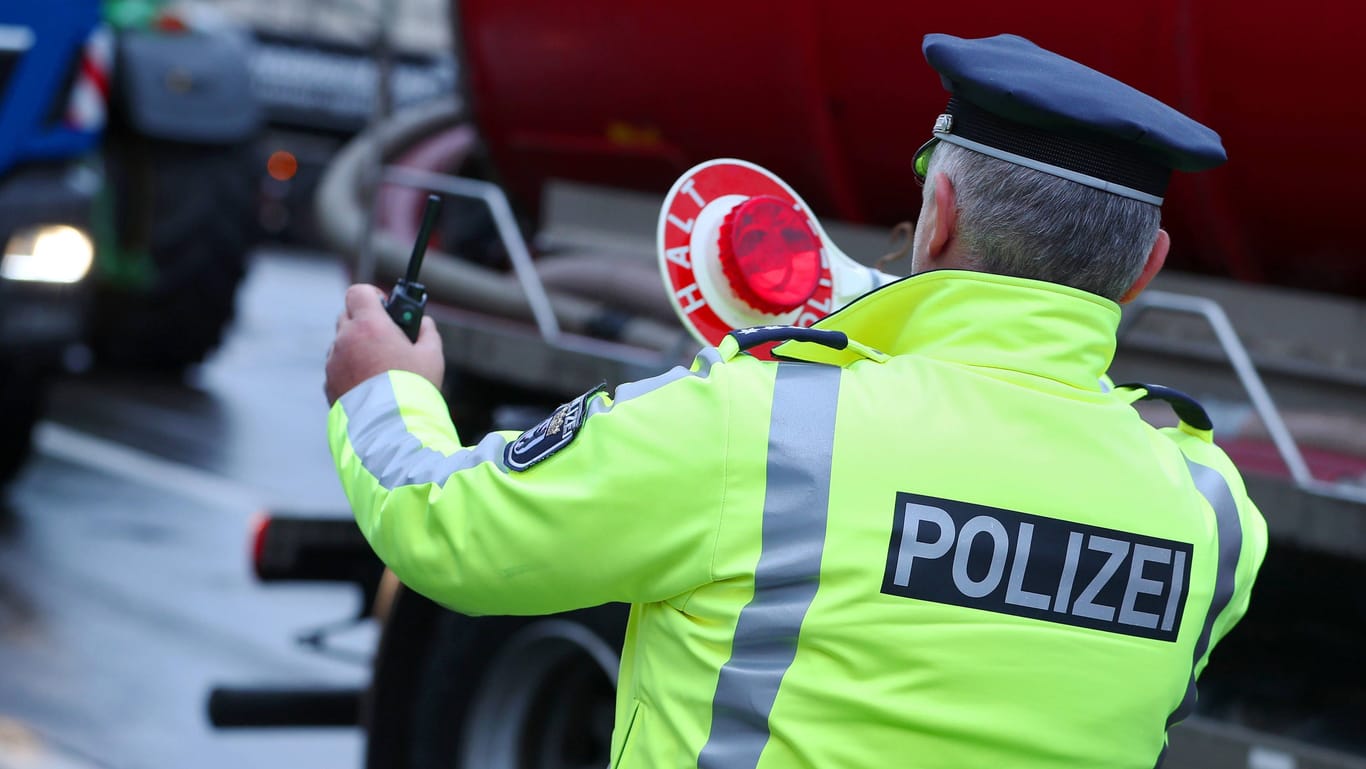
xmin=0 ymin=363 xmax=47 ymax=485
xmin=94 ymin=140 xmax=256 ymax=372
xmin=365 ymin=585 xmax=628 ymax=769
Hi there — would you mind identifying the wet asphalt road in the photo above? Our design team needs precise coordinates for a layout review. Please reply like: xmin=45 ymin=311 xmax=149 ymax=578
xmin=0 ymin=248 xmax=368 ymax=769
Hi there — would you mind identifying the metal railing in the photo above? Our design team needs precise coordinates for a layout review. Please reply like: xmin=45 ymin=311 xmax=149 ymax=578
xmin=372 ymin=165 xmax=687 ymax=372
xmin=1121 ymin=291 xmax=1366 ymax=505
xmin=381 ymin=166 xmax=563 ymax=341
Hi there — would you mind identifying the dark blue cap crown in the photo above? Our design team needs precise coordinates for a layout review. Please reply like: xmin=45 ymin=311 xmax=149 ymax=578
xmin=917 ymin=33 xmax=1227 ymax=203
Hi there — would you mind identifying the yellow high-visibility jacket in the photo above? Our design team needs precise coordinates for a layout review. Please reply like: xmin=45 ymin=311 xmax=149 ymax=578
xmin=330 ymin=270 xmax=1267 ymax=768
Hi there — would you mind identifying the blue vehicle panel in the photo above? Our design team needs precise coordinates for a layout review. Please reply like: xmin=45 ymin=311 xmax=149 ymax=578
xmin=0 ymin=0 xmax=103 ymax=176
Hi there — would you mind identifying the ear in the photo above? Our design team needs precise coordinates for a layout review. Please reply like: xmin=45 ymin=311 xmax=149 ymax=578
xmin=1118 ymin=228 xmax=1170 ymax=304
xmin=922 ymin=171 xmax=958 ymax=263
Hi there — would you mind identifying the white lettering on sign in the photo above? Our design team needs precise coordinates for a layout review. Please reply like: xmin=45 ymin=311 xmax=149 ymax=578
xmin=1005 ymin=522 xmax=1052 ymax=610
xmin=680 ymin=177 xmax=707 ymax=209
xmin=951 ymin=515 xmax=1009 ymax=598
xmin=806 ymin=295 xmax=832 ymax=314
xmin=882 ymin=493 xmax=1194 ymax=641
xmin=675 ymin=283 xmax=706 ymax=314
xmin=664 ymin=245 xmax=691 ymax=269
xmin=804 ymin=278 xmax=832 ymax=319
xmin=1072 ymin=536 xmax=1128 ymax=623
xmin=1053 ymin=531 xmax=1084 ymax=613
xmin=1120 ymin=543 xmax=1170 ymax=629
xmin=893 ymin=503 xmax=953 ymax=586
xmin=668 ymin=214 xmax=694 ymax=234
xmin=1160 ymin=550 xmax=1187 ymax=632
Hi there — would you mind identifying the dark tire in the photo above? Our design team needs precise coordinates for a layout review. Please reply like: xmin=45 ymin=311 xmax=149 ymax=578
xmin=93 ymin=140 xmax=256 ymax=371
xmin=365 ymin=585 xmax=628 ymax=769
xmin=0 ymin=363 xmax=47 ymax=485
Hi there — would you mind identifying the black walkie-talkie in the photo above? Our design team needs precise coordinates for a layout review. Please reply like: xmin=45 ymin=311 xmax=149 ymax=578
xmin=385 ymin=194 xmax=442 ymax=342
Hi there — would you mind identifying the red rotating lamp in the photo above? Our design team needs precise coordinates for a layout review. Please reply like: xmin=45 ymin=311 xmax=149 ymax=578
xmin=716 ymin=196 xmax=823 ymax=315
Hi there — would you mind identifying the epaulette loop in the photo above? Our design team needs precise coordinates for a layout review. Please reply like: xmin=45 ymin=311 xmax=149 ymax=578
xmin=729 ymin=325 xmax=849 ymax=352
xmin=1116 ymin=382 xmax=1214 ymax=435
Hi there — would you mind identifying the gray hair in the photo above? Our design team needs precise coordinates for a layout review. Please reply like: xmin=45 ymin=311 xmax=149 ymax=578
xmin=924 ymin=142 xmax=1161 ymax=301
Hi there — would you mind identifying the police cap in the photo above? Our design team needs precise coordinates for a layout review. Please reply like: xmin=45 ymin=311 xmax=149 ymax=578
xmin=912 ymin=33 xmax=1227 ymax=205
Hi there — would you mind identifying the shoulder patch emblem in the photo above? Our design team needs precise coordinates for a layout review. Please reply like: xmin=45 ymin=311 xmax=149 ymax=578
xmin=504 ymin=386 xmax=605 ymax=472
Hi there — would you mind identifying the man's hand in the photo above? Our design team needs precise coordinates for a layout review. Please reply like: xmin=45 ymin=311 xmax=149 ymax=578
xmin=325 ymin=284 xmax=445 ymax=405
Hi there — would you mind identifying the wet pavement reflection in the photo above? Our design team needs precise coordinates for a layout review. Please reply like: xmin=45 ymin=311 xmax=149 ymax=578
xmin=1 ymin=249 xmax=365 ymax=769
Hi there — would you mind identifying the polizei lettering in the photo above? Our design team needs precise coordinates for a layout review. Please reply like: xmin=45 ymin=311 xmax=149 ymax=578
xmin=881 ymin=493 xmax=1193 ymax=642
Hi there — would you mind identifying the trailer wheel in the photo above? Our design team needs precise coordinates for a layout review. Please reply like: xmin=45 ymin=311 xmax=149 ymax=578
xmin=365 ymin=585 xmax=627 ymax=769
xmin=93 ymin=140 xmax=255 ymax=371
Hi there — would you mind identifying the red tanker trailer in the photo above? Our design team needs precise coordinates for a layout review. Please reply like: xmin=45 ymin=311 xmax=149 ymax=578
xmin=458 ymin=0 xmax=1364 ymax=296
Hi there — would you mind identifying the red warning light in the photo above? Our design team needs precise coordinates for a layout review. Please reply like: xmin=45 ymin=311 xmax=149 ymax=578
xmin=267 ymin=150 xmax=298 ymax=182
xmin=718 ymin=196 xmax=822 ymax=315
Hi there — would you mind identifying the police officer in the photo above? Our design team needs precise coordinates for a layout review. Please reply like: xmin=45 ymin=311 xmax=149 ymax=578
xmin=325 ymin=33 xmax=1266 ymax=769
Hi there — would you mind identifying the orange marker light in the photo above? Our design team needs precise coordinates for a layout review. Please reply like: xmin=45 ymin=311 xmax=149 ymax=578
xmin=154 ymin=13 xmax=189 ymax=33
xmin=266 ymin=150 xmax=298 ymax=182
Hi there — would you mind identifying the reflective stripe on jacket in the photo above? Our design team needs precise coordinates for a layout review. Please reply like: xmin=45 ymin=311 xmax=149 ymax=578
xmin=328 ymin=269 xmax=1267 ymax=769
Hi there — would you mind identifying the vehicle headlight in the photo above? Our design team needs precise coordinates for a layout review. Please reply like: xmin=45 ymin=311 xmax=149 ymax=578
xmin=1 ymin=225 xmax=95 ymax=284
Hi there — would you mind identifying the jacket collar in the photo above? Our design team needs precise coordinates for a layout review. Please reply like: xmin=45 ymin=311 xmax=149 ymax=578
xmin=774 ymin=270 xmax=1121 ymax=391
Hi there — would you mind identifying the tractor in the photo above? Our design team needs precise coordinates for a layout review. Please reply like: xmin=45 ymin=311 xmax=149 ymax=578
xmin=0 ymin=0 xmax=260 ymax=483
